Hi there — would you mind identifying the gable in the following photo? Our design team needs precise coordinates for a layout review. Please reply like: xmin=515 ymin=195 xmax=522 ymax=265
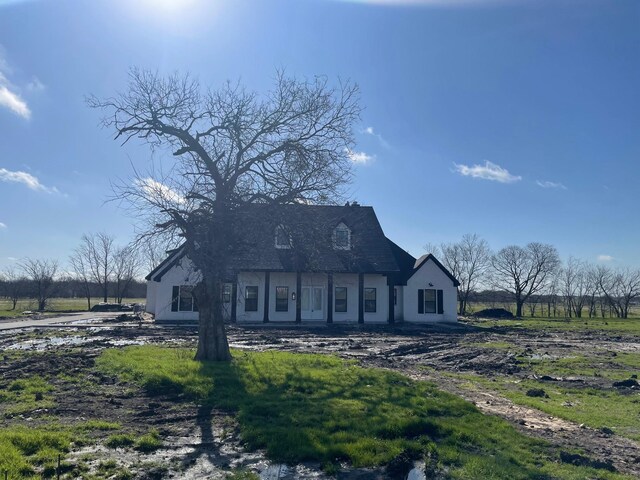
xmin=409 ymin=254 xmax=460 ymax=287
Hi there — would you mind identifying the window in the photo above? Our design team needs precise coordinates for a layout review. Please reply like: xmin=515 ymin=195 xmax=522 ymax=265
xmin=424 ymin=289 xmax=436 ymax=313
xmin=275 ymin=286 xmax=289 ymax=312
xmin=171 ymin=285 xmax=198 ymax=312
xmin=333 ymin=223 xmax=351 ymax=250
xmin=335 ymin=287 xmax=347 ymax=312
xmin=418 ymin=289 xmax=443 ymax=314
xmin=364 ymin=287 xmax=376 ymax=313
xmin=222 ymin=284 xmax=232 ymax=303
xmin=245 ymin=286 xmax=258 ymax=312
xmin=275 ymin=225 xmax=291 ymax=249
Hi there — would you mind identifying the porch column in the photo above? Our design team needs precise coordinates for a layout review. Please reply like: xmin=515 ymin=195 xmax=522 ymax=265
xmin=231 ymin=282 xmax=238 ymax=323
xmin=327 ymin=273 xmax=334 ymax=324
xmin=263 ymin=271 xmax=270 ymax=323
xmin=358 ymin=273 xmax=364 ymax=324
xmin=388 ymin=283 xmax=395 ymax=324
xmin=295 ymin=271 xmax=302 ymax=323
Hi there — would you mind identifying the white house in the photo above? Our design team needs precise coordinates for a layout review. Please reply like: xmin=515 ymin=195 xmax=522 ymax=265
xmin=145 ymin=203 xmax=459 ymax=324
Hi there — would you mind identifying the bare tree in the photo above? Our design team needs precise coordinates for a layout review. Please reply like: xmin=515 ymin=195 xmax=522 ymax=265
xmin=69 ymin=247 xmax=95 ymax=310
xmin=597 ymin=266 xmax=640 ymax=318
xmin=138 ymin=234 xmax=176 ymax=275
xmin=491 ymin=243 xmax=560 ymax=318
xmin=90 ymin=69 xmax=360 ymax=361
xmin=75 ymin=233 xmax=116 ymax=303
xmin=440 ymin=234 xmax=491 ymax=316
xmin=19 ymin=258 xmax=59 ymax=311
xmin=112 ymin=245 xmax=142 ymax=303
xmin=1 ymin=267 xmax=27 ymax=310
xmin=559 ymin=257 xmax=591 ymax=318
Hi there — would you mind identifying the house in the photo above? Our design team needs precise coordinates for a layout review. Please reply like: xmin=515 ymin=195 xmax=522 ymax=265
xmin=145 ymin=203 xmax=459 ymax=324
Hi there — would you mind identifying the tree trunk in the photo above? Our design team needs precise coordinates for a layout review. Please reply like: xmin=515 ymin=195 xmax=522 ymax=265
xmin=515 ymin=300 xmax=524 ymax=318
xmin=194 ymin=277 xmax=231 ymax=362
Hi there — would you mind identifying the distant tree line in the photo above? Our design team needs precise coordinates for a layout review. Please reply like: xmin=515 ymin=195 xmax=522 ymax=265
xmin=0 ymin=232 xmax=170 ymax=312
xmin=427 ymin=235 xmax=640 ymax=319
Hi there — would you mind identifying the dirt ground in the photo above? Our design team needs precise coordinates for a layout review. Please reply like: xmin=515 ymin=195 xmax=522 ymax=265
xmin=2 ymin=319 xmax=640 ymax=478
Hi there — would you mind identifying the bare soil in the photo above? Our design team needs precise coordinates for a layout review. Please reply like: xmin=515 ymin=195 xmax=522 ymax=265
xmin=2 ymin=319 xmax=640 ymax=478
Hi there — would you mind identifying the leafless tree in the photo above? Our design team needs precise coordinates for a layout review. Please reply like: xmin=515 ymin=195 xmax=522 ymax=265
xmin=19 ymin=258 xmax=59 ymax=311
xmin=138 ymin=233 xmax=181 ymax=275
xmin=422 ymin=242 xmax=441 ymax=258
xmin=439 ymin=234 xmax=491 ymax=316
xmin=1 ymin=267 xmax=27 ymax=310
xmin=75 ymin=233 xmax=116 ymax=303
xmin=112 ymin=245 xmax=142 ymax=303
xmin=89 ymin=69 xmax=361 ymax=361
xmin=596 ymin=266 xmax=640 ymax=318
xmin=491 ymin=243 xmax=560 ymax=318
xmin=69 ymin=247 xmax=94 ymax=310
xmin=559 ymin=257 xmax=591 ymax=318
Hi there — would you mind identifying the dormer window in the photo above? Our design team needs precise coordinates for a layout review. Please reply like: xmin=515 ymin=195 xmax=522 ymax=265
xmin=275 ymin=225 xmax=291 ymax=249
xmin=333 ymin=223 xmax=351 ymax=250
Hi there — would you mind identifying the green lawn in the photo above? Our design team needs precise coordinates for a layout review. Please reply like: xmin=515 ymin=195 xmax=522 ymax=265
xmin=96 ymin=346 xmax=630 ymax=479
xmin=0 ymin=298 xmax=145 ymax=319
xmin=452 ymin=341 xmax=640 ymax=442
xmin=465 ymin=315 xmax=640 ymax=335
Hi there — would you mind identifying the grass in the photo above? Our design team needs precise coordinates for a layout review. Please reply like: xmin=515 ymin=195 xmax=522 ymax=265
xmin=97 ymin=345 xmax=631 ymax=478
xmin=0 ymin=297 xmax=145 ymax=318
xmin=466 ymin=315 xmax=640 ymax=335
xmin=0 ymin=426 xmax=72 ymax=479
xmin=519 ymin=351 xmax=640 ymax=381
xmin=0 ymin=375 xmax=56 ymax=416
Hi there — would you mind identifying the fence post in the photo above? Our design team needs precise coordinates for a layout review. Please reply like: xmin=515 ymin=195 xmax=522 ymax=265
xmin=57 ymin=454 xmax=61 ymax=480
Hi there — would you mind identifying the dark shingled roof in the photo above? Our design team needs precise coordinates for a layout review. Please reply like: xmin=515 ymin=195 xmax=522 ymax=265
xmin=147 ymin=203 xmax=404 ymax=281
xmin=231 ymin=203 xmax=400 ymax=273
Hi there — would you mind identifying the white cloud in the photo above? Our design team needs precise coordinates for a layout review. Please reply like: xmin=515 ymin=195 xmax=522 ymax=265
xmin=346 ymin=149 xmax=374 ymax=165
xmin=6 ymin=257 xmax=17 ymax=262
xmin=0 ymin=167 xmax=59 ymax=193
xmin=362 ymin=126 xmax=391 ymax=149
xmin=0 ymin=51 xmax=31 ymax=119
xmin=0 ymin=84 xmax=30 ymax=119
xmin=453 ymin=161 xmax=521 ymax=183
xmin=26 ymin=76 xmax=45 ymax=93
xmin=597 ymin=255 xmax=614 ymax=262
xmin=536 ymin=180 xmax=567 ymax=190
xmin=135 ymin=178 xmax=186 ymax=204
xmin=0 ymin=222 xmax=6 ymax=229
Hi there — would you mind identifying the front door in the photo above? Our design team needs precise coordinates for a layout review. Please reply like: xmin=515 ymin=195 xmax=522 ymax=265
xmin=301 ymin=286 xmax=323 ymax=320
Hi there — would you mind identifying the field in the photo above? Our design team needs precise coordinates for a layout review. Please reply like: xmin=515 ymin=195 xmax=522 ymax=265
xmin=0 ymin=298 xmax=145 ymax=319
xmin=0 ymin=315 xmax=639 ymax=478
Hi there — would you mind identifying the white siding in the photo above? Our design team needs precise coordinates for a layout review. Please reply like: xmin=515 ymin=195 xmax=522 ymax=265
xmin=236 ymin=272 xmax=266 ymax=323
xmin=332 ymin=273 xmax=359 ymax=322
xmin=404 ymin=259 xmax=458 ymax=323
xmin=394 ymin=285 xmax=404 ymax=322
xmin=152 ymin=258 xmax=200 ymax=322
xmin=363 ymin=274 xmax=389 ymax=323
xmin=268 ymin=272 xmax=297 ymax=322
xmin=145 ymin=281 xmax=157 ymax=314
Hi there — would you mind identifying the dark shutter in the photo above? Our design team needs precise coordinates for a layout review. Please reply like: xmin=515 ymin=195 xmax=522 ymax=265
xmin=418 ymin=289 xmax=424 ymax=314
xmin=171 ymin=286 xmax=179 ymax=312
xmin=437 ymin=289 xmax=444 ymax=314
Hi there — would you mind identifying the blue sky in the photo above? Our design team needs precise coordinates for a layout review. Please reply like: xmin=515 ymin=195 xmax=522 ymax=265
xmin=0 ymin=0 xmax=638 ymax=271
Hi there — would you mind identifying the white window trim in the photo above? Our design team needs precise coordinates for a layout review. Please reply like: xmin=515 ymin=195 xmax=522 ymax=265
xmin=422 ymin=288 xmax=437 ymax=314
xmin=333 ymin=223 xmax=351 ymax=250
xmin=274 ymin=225 xmax=292 ymax=249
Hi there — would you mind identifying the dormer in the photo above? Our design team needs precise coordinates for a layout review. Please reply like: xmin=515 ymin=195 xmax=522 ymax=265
xmin=333 ymin=222 xmax=351 ymax=250
xmin=274 ymin=224 xmax=291 ymax=249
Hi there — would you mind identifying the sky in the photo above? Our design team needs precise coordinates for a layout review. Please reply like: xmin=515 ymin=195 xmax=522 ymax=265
xmin=0 ymin=0 xmax=638 ymax=272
